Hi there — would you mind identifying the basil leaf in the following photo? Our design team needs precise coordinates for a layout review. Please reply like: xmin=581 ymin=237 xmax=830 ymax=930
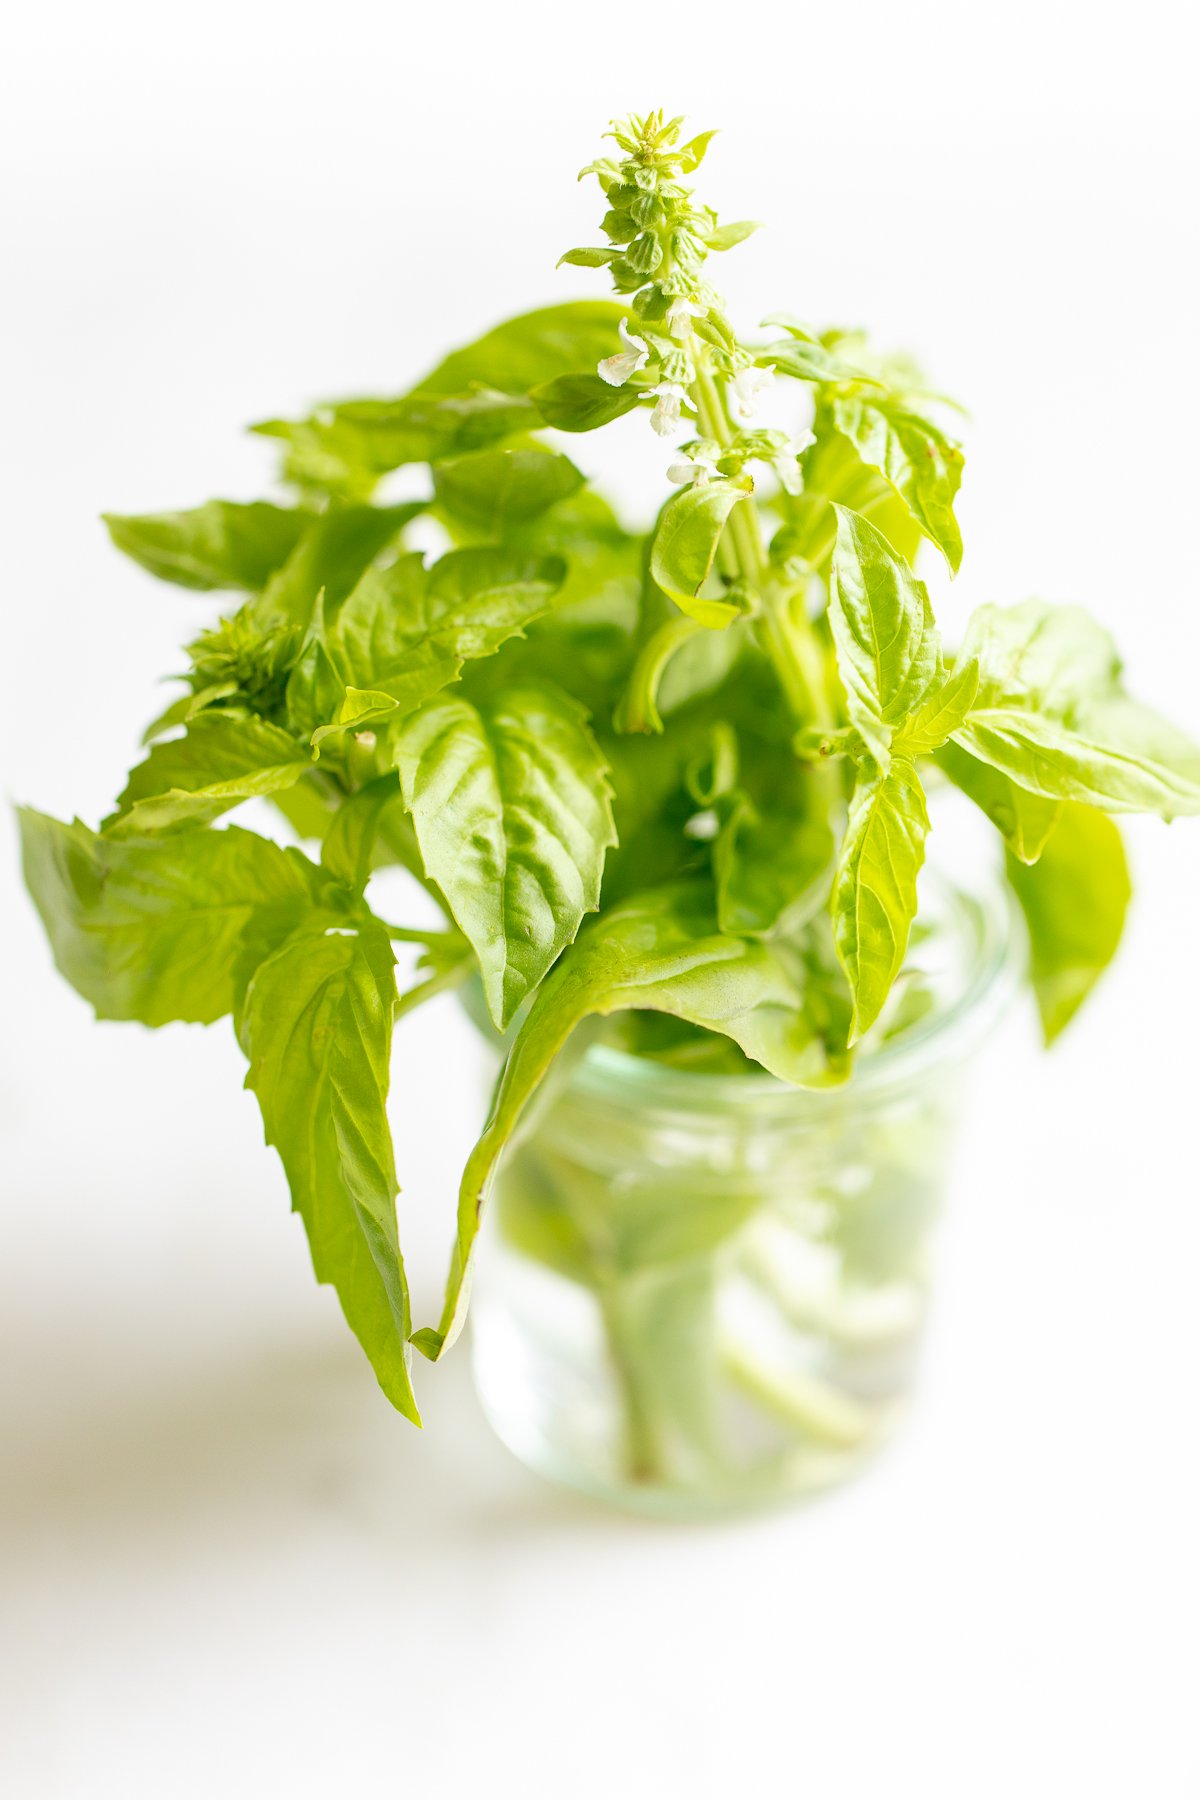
xmin=707 ymin=220 xmax=762 ymax=251
xmin=253 ymin=307 xmax=633 ymax=496
xmin=826 ymin=395 xmax=965 ymax=574
xmin=270 ymin=777 xmax=338 ymax=845
xmin=418 ymin=301 xmax=633 ymax=396
xmin=935 ymin=740 xmax=1061 ymax=863
xmin=650 ymin=480 xmax=750 ymax=628
xmin=773 ymin=409 xmax=924 ymax=574
xmin=893 ymin=658 xmax=980 ymax=756
xmin=320 ymin=774 xmax=404 ymax=891
xmin=308 ymin=546 xmax=568 ymax=746
xmin=107 ymin=714 xmax=311 ymax=835
xmin=529 ymin=372 xmax=642 ymax=432
xmin=332 ymin=548 xmax=564 ymax=683
xmin=953 ymin=601 xmax=1200 ymax=818
xmin=141 ymin=681 xmax=240 ymax=745
xmin=677 ymin=129 xmax=718 ymax=172
xmin=556 ymin=247 xmax=617 ymax=269
xmin=254 ymin=392 xmax=540 ymax=495
xmin=433 ymin=448 xmax=584 ymax=533
xmin=1006 ymin=804 xmax=1130 ymax=1042
xmin=714 ymin=794 xmax=834 ymax=937
xmin=959 ymin=599 xmax=1118 ymax=709
xmin=238 ymin=923 xmax=418 ymax=1422
xmin=250 ymin=503 xmax=423 ymax=634
xmin=413 ymin=885 xmax=844 ymax=1359
xmin=759 ymin=339 xmax=874 ymax=386
xmin=394 ymin=683 xmax=616 ymax=1030
xmin=284 ymin=633 xmax=350 ymax=741
xmin=103 ymin=501 xmax=309 ymax=593
xmin=501 ymin=490 xmax=642 ymax=624
xmin=831 ymin=758 xmax=930 ymax=1041
xmin=310 ymin=664 xmax=462 ymax=754
xmin=829 ymin=505 xmax=939 ymax=764
xmin=18 ymin=811 xmax=332 ymax=1025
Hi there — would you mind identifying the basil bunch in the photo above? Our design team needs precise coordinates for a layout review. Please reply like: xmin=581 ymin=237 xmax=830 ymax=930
xmin=21 ymin=111 xmax=1200 ymax=1420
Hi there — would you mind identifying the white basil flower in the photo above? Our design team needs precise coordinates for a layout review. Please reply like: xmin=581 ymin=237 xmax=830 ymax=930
xmin=667 ymin=443 xmax=721 ymax=486
xmin=665 ymin=296 xmax=702 ymax=338
xmin=773 ymin=429 xmax=815 ymax=494
xmin=731 ymin=364 xmax=773 ymax=419
xmin=649 ymin=381 xmax=694 ymax=437
xmin=597 ymin=318 xmax=650 ymax=387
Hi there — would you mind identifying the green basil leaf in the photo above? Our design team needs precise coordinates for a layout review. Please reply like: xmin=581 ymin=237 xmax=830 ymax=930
xmin=714 ymin=794 xmax=834 ymax=937
xmin=284 ymin=633 xmax=349 ymax=741
xmin=103 ymin=501 xmax=310 ymax=593
xmin=773 ymin=408 xmax=924 ymax=574
xmin=237 ymin=923 xmax=418 ymax=1422
xmin=707 ymin=220 xmax=762 ymax=252
xmin=319 ymin=774 xmax=404 ymax=891
xmin=529 ymin=372 xmax=641 ymax=432
xmin=829 ymin=505 xmax=939 ymax=763
xmin=253 ymin=307 xmax=633 ymax=497
xmin=556 ymin=247 xmax=617 ymax=269
xmin=140 ymin=681 xmax=240 ymax=745
xmin=270 ymin=777 xmax=338 ymax=845
xmin=893 ymin=658 xmax=980 ymax=756
xmin=500 ymin=490 xmax=642 ymax=626
xmin=18 ymin=811 xmax=333 ymax=1025
xmin=393 ymin=684 xmax=616 ymax=1030
xmin=935 ymin=740 xmax=1061 ymax=863
xmin=677 ymin=130 xmax=718 ymax=173
xmin=309 ymin=661 xmax=463 ymax=754
xmin=250 ymin=503 xmax=423 ymax=634
xmin=253 ymin=392 xmax=540 ymax=495
xmin=413 ymin=884 xmax=844 ymax=1359
xmin=953 ymin=601 xmax=1200 ymax=818
xmin=650 ymin=480 xmax=750 ymax=628
xmin=959 ymin=600 xmax=1118 ymax=709
xmin=433 ymin=448 xmax=584 ymax=533
xmin=831 ymin=758 xmax=930 ymax=1041
xmin=308 ymin=545 xmax=568 ymax=746
xmin=759 ymin=339 xmax=874 ymax=386
xmin=333 ymin=547 xmax=564 ymax=681
xmin=826 ymin=395 xmax=965 ymax=574
xmin=106 ymin=714 xmax=311 ymax=835
xmin=1006 ymin=804 xmax=1130 ymax=1042
xmin=417 ymin=301 xmax=633 ymax=396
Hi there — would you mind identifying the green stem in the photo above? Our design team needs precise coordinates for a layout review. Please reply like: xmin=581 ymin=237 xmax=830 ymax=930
xmin=691 ymin=362 xmax=832 ymax=729
xmin=720 ymin=1337 xmax=874 ymax=1450
xmin=382 ymin=924 xmax=458 ymax=946
xmin=614 ymin=614 xmax=706 ymax=734
xmin=598 ymin=1284 xmax=666 ymax=1484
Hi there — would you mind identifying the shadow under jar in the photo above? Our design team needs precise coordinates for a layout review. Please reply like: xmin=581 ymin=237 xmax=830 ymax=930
xmin=470 ymin=869 xmax=1017 ymax=1519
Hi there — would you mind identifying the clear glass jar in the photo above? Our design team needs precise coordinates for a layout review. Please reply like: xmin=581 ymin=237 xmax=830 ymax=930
xmin=469 ymin=865 xmax=1017 ymax=1518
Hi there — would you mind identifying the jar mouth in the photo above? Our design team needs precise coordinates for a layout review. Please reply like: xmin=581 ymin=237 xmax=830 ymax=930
xmin=569 ymin=861 xmax=1022 ymax=1111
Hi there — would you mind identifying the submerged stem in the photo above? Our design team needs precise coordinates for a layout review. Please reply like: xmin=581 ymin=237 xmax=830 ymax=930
xmin=598 ymin=1284 xmax=666 ymax=1484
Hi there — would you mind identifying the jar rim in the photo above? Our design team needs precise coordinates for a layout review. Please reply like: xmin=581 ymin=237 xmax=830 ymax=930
xmin=566 ymin=864 xmax=1021 ymax=1112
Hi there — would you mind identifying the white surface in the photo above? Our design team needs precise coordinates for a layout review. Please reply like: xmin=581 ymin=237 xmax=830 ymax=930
xmin=2 ymin=4 xmax=1199 ymax=1795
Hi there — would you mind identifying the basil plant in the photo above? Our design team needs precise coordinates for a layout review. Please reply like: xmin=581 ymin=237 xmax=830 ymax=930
xmin=21 ymin=111 xmax=1200 ymax=1425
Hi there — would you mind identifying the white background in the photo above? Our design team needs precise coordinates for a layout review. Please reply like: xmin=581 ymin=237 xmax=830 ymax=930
xmin=2 ymin=3 xmax=1198 ymax=1794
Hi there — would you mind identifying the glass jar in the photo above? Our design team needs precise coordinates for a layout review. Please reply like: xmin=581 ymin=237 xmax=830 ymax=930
xmin=469 ymin=864 xmax=1017 ymax=1518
